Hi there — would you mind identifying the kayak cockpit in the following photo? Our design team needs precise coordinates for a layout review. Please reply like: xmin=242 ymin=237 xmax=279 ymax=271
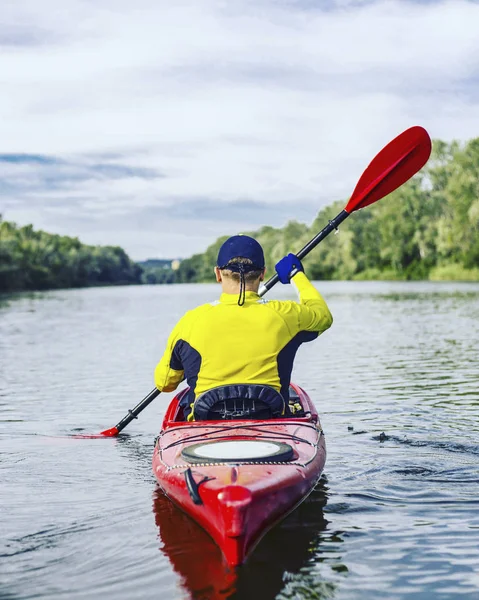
xmin=162 ymin=383 xmax=316 ymax=426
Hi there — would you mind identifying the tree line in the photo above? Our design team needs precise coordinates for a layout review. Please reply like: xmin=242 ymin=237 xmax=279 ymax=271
xmin=175 ymin=137 xmax=479 ymax=283
xmin=1 ymin=136 xmax=478 ymax=293
xmin=0 ymin=221 xmax=143 ymax=292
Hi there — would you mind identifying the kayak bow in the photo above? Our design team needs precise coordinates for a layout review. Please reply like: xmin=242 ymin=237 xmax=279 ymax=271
xmin=152 ymin=384 xmax=326 ymax=566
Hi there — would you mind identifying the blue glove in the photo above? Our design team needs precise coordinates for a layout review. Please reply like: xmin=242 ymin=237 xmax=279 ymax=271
xmin=275 ymin=253 xmax=304 ymax=284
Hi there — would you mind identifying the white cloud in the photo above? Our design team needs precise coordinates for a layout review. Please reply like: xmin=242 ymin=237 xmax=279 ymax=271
xmin=1 ymin=0 xmax=478 ymax=259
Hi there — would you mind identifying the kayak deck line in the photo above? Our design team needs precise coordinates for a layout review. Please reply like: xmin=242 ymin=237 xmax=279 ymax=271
xmin=159 ymin=420 xmax=324 ymax=451
xmin=160 ymin=431 xmax=320 ymax=453
xmin=156 ymin=456 xmax=322 ymax=471
xmin=155 ymin=431 xmax=324 ymax=471
xmin=159 ymin=421 xmax=323 ymax=451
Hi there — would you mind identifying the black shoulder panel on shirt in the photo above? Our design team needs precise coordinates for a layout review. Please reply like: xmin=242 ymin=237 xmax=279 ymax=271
xmin=277 ymin=330 xmax=318 ymax=401
xmin=170 ymin=340 xmax=202 ymax=410
xmin=170 ymin=340 xmax=185 ymax=371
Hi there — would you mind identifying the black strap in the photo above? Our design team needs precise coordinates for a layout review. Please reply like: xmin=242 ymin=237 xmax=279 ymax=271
xmin=238 ymin=267 xmax=246 ymax=306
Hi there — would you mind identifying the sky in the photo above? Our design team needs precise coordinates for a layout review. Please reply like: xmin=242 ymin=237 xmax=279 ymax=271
xmin=1 ymin=0 xmax=478 ymax=260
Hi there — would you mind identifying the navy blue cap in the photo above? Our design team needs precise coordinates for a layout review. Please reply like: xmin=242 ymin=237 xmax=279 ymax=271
xmin=217 ymin=235 xmax=265 ymax=270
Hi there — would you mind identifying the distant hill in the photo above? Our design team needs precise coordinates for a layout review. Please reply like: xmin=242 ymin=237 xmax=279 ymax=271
xmin=0 ymin=218 xmax=143 ymax=292
xmin=138 ymin=258 xmax=182 ymax=284
xmin=138 ymin=259 xmax=180 ymax=269
xmin=0 ymin=218 xmax=188 ymax=292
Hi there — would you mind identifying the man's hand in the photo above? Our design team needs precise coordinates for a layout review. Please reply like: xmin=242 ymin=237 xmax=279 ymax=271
xmin=275 ymin=253 xmax=304 ymax=284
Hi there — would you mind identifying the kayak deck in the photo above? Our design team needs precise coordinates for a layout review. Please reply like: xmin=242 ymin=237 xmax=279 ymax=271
xmin=152 ymin=384 xmax=326 ymax=565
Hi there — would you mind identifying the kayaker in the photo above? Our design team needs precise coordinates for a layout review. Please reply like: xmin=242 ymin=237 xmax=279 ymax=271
xmin=154 ymin=235 xmax=332 ymax=420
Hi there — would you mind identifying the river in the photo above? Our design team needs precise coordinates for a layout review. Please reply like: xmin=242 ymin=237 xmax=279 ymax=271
xmin=1 ymin=281 xmax=479 ymax=600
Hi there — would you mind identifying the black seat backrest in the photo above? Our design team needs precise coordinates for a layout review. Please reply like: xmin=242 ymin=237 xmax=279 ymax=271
xmin=193 ymin=384 xmax=285 ymax=421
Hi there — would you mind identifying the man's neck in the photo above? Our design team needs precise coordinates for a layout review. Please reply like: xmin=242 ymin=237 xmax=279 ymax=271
xmin=221 ymin=282 xmax=260 ymax=295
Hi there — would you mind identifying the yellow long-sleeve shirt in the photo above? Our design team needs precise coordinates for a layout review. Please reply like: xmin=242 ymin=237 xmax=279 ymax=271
xmin=154 ymin=272 xmax=332 ymax=418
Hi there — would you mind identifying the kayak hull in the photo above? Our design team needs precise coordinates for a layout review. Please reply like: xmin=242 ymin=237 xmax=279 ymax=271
xmin=152 ymin=384 xmax=326 ymax=566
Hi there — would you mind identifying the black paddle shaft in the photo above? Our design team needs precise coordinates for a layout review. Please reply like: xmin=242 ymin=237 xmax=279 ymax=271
xmin=114 ymin=388 xmax=160 ymax=433
xmin=260 ymin=209 xmax=349 ymax=296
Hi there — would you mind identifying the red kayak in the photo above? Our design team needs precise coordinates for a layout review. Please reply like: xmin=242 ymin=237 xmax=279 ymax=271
xmin=152 ymin=383 xmax=326 ymax=566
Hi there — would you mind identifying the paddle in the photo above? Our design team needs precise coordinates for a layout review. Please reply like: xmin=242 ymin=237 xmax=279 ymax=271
xmin=98 ymin=125 xmax=431 ymax=437
xmin=260 ymin=125 xmax=432 ymax=294
xmin=99 ymin=388 xmax=160 ymax=437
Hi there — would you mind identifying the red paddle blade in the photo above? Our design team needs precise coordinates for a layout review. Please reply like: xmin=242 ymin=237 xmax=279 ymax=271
xmin=345 ymin=126 xmax=432 ymax=213
xmin=99 ymin=427 xmax=120 ymax=437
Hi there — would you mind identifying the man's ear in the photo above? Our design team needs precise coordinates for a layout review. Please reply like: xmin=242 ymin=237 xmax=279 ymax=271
xmin=259 ymin=268 xmax=266 ymax=282
xmin=214 ymin=266 xmax=222 ymax=283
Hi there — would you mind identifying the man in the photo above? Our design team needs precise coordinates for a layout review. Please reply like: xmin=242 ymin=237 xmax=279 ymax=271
xmin=154 ymin=235 xmax=332 ymax=420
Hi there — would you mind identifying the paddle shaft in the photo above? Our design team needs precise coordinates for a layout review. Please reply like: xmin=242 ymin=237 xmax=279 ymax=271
xmin=260 ymin=209 xmax=349 ymax=295
xmin=111 ymin=388 xmax=160 ymax=434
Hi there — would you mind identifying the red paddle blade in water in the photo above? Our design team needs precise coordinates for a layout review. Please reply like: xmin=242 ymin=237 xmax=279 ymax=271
xmin=69 ymin=427 xmax=119 ymax=439
xmin=346 ymin=126 xmax=432 ymax=213
xmin=66 ymin=426 xmax=120 ymax=439
xmin=99 ymin=427 xmax=119 ymax=437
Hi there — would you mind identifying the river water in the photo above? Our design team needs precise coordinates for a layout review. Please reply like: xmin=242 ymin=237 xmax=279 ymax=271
xmin=1 ymin=281 xmax=479 ymax=600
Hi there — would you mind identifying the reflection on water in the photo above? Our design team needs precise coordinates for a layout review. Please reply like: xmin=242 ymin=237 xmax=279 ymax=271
xmin=153 ymin=489 xmax=238 ymax=600
xmin=234 ymin=481 xmax=337 ymax=600
xmin=1 ymin=281 xmax=479 ymax=599
xmin=152 ymin=479 xmax=333 ymax=600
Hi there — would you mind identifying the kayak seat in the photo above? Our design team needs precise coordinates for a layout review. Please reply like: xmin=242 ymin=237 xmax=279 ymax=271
xmin=193 ymin=384 xmax=286 ymax=421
